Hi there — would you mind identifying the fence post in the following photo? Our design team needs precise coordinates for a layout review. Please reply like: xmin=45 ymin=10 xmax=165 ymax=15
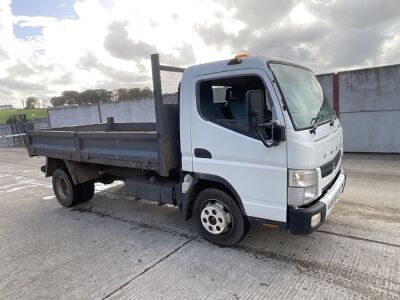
xmin=97 ymin=103 xmax=103 ymax=123
xmin=47 ymin=109 xmax=52 ymax=128
xmin=333 ymin=72 xmax=340 ymax=117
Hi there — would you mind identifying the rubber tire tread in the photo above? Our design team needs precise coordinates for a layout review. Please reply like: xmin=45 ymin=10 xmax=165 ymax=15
xmin=52 ymin=169 xmax=80 ymax=207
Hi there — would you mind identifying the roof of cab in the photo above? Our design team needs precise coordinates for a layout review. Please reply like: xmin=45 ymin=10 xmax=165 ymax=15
xmin=183 ymin=55 xmax=312 ymax=78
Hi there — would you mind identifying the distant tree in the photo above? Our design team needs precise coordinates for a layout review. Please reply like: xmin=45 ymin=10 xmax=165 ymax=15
xmin=25 ymin=97 xmax=39 ymax=109
xmin=128 ymin=88 xmax=141 ymax=99
xmin=49 ymin=87 xmax=152 ymax=107
xmin=40 ymin=98 xmax=50 ymax=108
xmin=106 ymin=91 xmax=113 ymax=102
xmin=141 ymin=87 xmax=153 ymax=98
xmin=117 ymin=88 xmax=129 ymax=101
xmin=79 ymin=89 xmax=112 ymax=104
xmin=79 ymin=90 xmax=96 ymax=104
xmin=62 ymin=91 xmax=80 ymax=105
xmin=50 ymin=96 xmax=66 ymax=107
xmin=127 ymin=87 xmax=153 ymax=99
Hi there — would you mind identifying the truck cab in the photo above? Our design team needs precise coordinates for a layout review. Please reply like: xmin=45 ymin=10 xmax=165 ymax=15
xmin=178 ymin=54 xmax=346 ymax=245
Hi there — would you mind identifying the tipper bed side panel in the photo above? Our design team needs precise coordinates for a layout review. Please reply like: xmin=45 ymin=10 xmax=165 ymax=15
xmin=27 ymin=123 xmax=160 ymax=171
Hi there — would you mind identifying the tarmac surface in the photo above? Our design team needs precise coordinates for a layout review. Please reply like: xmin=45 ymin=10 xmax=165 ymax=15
xmin=0 ymin=147 xmax=399 ymax=299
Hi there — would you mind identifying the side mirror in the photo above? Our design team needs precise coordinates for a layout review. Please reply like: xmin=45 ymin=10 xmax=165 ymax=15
xmin=246 ymin=90 xmax=286 ymax=148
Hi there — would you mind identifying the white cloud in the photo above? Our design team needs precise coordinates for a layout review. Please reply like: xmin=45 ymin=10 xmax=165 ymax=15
xmin=14 ymin=15 xmax=58 ymax=28
xmin=0 ymin=0 xmax=240 ymax=107
xmin=289 ymin=3 xmax=316 ymax=25
xmin=0 ymin=0 xmax=400 ymax=107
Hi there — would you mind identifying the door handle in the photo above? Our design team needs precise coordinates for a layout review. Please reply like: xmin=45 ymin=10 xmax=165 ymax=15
xmin=194 ymin=148 xmax=212 ymax=159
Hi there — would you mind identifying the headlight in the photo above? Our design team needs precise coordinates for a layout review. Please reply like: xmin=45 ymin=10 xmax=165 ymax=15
xmin=288 ymin=169 xmax=317 ymax=187
xmin=288 ymin=169 xmax=318 ymax=206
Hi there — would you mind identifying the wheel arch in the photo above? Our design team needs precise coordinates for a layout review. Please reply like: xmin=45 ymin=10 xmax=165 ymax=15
xmin=45 ymin=158 xmax=100 ymax=185
xmin=45 ymin=158 xmax=67 ymax=177
xmin=185 ymin=173 xmax=247 ymax=219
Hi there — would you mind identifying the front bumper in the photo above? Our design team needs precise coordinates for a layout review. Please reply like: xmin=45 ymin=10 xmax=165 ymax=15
xmin=288 ymin=169 xmax=346 ymax=235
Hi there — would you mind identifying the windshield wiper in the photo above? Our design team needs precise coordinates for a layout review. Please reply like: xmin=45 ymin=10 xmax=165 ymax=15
xmin=310 ymin=113 xmax=323 ymax=134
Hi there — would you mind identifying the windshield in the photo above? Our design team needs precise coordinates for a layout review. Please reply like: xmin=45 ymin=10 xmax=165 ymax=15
xmin=270 ymin=63 xmax=334 ymax=130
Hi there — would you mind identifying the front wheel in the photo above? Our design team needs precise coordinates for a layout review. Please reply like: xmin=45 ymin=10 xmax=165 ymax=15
xmin=193 ymin=188 xmax=248 ymax=247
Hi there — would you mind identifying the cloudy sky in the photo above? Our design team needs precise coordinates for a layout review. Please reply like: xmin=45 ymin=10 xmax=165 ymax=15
xmin=1 ymin=0 xmax=400 ymax=107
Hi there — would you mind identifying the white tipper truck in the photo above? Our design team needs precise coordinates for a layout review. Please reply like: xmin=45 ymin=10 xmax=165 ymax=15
xmin=27 ymin=53 xmax=346 ymax=246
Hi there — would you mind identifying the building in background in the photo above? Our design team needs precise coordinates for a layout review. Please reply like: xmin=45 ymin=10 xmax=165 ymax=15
xmin=0 ymin=105 xmax=13 ymax=111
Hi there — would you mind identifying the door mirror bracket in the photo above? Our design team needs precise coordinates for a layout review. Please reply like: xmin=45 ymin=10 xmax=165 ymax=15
xmin=257 ymin=121 xmax=286 ymax=148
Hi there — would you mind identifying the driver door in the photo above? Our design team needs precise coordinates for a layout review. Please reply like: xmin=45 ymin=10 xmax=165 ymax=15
xmin=190 ymin=69 xmax=288 ymax=222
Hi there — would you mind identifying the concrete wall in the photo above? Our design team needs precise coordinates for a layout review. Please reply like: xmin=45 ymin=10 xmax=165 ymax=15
xmin=100 ymin=98 xmax=155 ymax=123
xmin=317 ymin=64 xmax=400 ymax=153
xmin=48 ymin=98 xmax=155 ymax=128
xmin=339 ymin=65 xmax=400 ymax=153
xmin=340 ymin=111 xmax=400 ymax=153
xmin=339 ymin=66 xmax=400 ymax=113
xmin=49 ymin=105 xmax=100 ymax=128
xmin=33 ymin=117 xmax=49 ymax=130
xmin=316 ymin=73 xmax=334 ymax=108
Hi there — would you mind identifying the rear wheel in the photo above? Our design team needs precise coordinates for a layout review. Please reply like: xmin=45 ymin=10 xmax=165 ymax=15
xmin=78 ymin=181 xmax=95 ymax=203
xmin=193 ymin=188 xmax=248 ymax=247
xmin=52 ymin=169 xmax=80 ymax=207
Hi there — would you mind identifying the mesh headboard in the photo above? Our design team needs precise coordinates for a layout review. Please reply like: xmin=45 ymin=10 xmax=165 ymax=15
xmin=151 ymin=54 xmax=185 ymax=176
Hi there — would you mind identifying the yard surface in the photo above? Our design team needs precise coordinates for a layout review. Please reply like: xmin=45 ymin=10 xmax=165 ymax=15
xmin=0 ymin=147 xmax=399 ymax=299
xmin=0 ymin=108 xmax=47 ymax=124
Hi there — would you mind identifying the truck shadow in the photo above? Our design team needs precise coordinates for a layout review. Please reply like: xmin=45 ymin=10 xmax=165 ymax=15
xmin=73 ymin=184 xmax=322 ymax=252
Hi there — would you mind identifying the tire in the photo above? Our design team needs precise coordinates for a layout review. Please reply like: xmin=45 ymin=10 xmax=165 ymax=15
xmin=193 ymin=188 xmax=248 ymax=247
xmin=52 ymin=169 xmax=80 ymax=207
xmin=77 ymin=181 xmax=95 ymax=203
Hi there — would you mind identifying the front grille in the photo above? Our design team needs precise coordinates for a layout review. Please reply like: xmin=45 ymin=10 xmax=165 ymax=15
xmin=322 ymin=169 xmax=341 ymax=193
xmin=320 ymin=151 xmax=341 ymax=178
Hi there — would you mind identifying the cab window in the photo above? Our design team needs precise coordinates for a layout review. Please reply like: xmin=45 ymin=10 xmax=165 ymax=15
xmin=198 ymin=75 xmax=273 ymax=134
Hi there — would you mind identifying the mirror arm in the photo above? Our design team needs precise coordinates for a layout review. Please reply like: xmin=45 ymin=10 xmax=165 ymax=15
xmin=257 ymin=121 xmax=279 ymax=148
xmin=257 ymin=128 xmax=278 ymax=148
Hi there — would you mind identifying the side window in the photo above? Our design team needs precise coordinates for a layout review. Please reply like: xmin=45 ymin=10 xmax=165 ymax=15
xmin=198 ymin=75 xmax=273 ymax=134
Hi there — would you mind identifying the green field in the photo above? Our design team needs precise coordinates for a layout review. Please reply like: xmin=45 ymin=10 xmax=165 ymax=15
xmin=0 ymin=108 xmax=48 ymax=124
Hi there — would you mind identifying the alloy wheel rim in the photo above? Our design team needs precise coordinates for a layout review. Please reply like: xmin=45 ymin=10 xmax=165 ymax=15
xmin=200 ymin=200 xmax=232 ymax=234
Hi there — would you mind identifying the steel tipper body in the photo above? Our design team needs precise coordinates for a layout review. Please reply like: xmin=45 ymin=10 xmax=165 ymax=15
xmin=27 ymin=122 xmax=161 ymax=171
xmin=27 ymin=53 xmax=346 ymax=246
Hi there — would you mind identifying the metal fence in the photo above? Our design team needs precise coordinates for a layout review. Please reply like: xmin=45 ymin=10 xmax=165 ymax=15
xmin=7 ymin=115 xmax=27 ymax=145
xmin=0 ymin=115 xmax=27 ymax=146
xmin=0 ymin=115 xmax=49 ymax=147
xmin=0 ymin=124 xmax=13 ymax=146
